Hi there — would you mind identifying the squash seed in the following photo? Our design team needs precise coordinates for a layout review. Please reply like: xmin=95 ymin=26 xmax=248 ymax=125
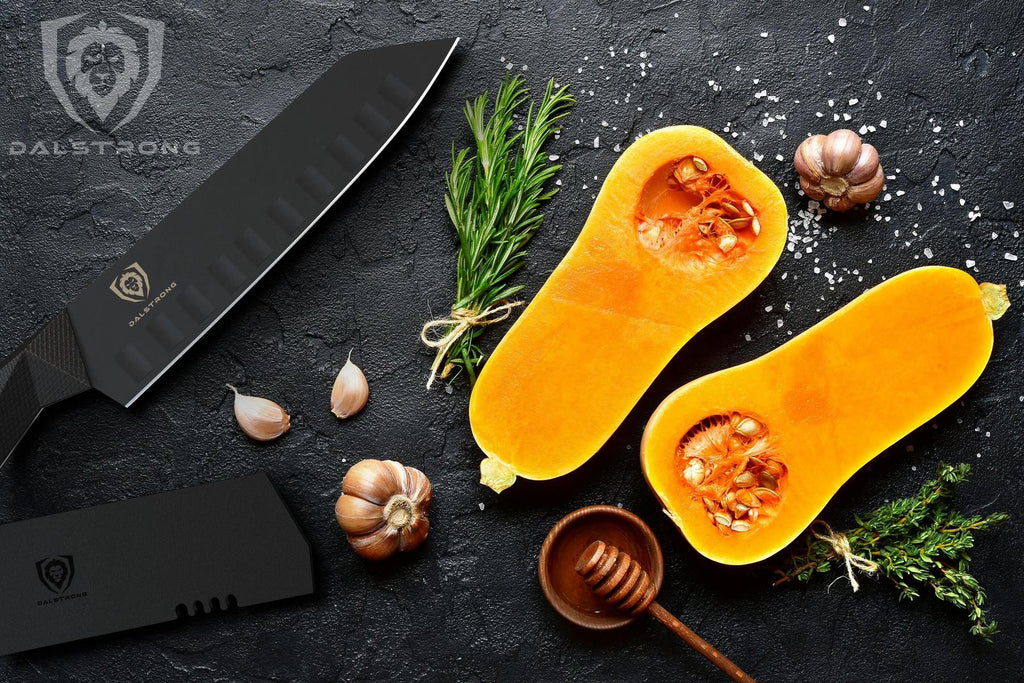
xmin=714 ymin=512 xmax=733 ymax=526
xmin=683 ymin=458 xmax=707 ymax=486
xmin=730 ymin=520 xmax=751 ymax=532
xmin=735 ymin=417 xmax=762 ymax=437
xmin=742 ymin=200 xmax=755 ymax=215
xmin=734 ymin=471 xmax=757 ymax=488
xmin=751 ymin=216 xmax=761 ymax=236
xmin=692 ymin=156 xmax=708 ymax=172
xmin=758 ymin=470 xmax=779 ymax=490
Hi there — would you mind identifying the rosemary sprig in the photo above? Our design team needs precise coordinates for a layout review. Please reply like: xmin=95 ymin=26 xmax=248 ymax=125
xmin=775 ymin=462 xmax=1008 ymax=640
xmin=425 ymin=75 xmax=574 ymax=387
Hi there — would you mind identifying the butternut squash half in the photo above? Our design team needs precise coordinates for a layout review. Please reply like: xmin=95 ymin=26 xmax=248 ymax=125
xmin=470 ymin=126 xmax=788 ymax=492
xmin=641 ymin=266 xmax=1009 ymax=565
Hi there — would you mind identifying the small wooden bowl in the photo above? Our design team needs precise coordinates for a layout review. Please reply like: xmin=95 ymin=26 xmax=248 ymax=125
xmin=538 ymin=505 xmax=664 ymax=630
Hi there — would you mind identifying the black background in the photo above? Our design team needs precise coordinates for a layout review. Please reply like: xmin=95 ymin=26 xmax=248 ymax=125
xmin=1 ymin=1 xmax=1022 ymax=681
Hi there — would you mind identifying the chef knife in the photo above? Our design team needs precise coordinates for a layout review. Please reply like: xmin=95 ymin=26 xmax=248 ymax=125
xmin=0 ymin=472 xmax=313 ymax=654
xmin=0 ymin=38 xmax=458 ymax=466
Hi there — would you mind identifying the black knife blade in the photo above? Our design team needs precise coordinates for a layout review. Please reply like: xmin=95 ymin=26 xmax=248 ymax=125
xmin=0 ymin=473 xmax=312 ymax=655
xmin=0 ymin=38 xmax=458 ymax=465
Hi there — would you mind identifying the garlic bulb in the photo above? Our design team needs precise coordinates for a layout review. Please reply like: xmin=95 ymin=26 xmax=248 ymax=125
xmin=331 ymin=351 xmax=368 ymax=419
xmin=227 ymin=384 xmax=290 ymax=441
xmin=794 ymin=129 xmax=884 ymax=211
xmin=334 ymin=459 xmax=432 ymax=560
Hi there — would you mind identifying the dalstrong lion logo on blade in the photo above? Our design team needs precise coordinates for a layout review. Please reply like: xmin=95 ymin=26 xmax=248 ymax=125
xmin=36 ymin=555 xmax=75 ymax=594
xmin=110 ymin=262 xmax=151 ymax=302
xmin=41 ymin=13 xmax=164 ymax=132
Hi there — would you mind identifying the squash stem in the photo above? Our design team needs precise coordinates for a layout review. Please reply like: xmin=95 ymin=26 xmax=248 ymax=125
xmin=979 ymin=282 xmax=1010 ymax=320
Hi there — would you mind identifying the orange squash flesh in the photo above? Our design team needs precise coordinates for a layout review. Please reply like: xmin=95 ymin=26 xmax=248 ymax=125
xmin=470 ymin=126 xmax=788 ymax=491
xmin=641 ymin=266 xmax=1008 ymax=565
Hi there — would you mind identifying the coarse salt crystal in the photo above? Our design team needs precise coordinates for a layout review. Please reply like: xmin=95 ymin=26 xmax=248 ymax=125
xmin=1006 ymin=253 xmax=1019 ymax=261
xmin=827 ymin=34 xmax=836 ymax=43
xmin=966 ymin=259 xmax=976 ymax=268
xmin=839 ymin=17 xmax=848 ymax=26
xmin=1003 ymin=201 xmax=1015 ymax=209
xmin=924 ymin=248 xmax=933 ymax=259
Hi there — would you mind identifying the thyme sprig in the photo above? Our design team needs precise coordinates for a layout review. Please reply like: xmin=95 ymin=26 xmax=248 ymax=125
xmin=425 ymin=75 xmax=574 ymax=387
xmin=775 ymin=463 xmax=1008 ymax=640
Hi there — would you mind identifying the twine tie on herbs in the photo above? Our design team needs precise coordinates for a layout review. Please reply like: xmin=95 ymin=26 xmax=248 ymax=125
xmin=812 ymin=522 xmax=879 ymax=592
xmin=421 ymin=301 xmax=522 ymax=388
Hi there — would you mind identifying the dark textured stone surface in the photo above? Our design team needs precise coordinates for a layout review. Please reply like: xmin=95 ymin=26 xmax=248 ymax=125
xmin=1 ymin=1 xmax=1022 ymax=681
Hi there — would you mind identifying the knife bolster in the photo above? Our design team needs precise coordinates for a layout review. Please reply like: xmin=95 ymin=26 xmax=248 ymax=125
xmin=0 ymin=310 xmax=92 ymax=466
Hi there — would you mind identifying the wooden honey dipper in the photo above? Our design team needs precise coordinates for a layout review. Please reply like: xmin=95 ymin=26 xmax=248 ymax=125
xmin=575 ymin=540 xmax=755 ymax=683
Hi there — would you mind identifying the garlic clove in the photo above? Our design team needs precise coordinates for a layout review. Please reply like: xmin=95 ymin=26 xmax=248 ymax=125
xmin=227 ymin=384 xmax=290 ymax=441
xmin=822 ymin=129 xmax=862 ymax=176
xmin=404 ymin=466 xmax=433 ymax=502
xmin=824 ymin=195 xmax=857 ymax=212
xmin=798 ymin=176 xmax=827 ymax=201
xmin=334 ymin=494 xmax=386 ymax=535
xmin=846 ymin=143 xmax=880 ymax=185
xmin=398 ymin=515 xmax=429 ymax=552
xmin=331 ymin=350 xmax=369 ymax=419
xmin=342 ymin=458 xmax=402 ymax=506
xmin=846 ymin=166 xmax=886 ymax=204
xmin=349 ymin=530 xmax=401 ymax=561
xmin=793 ymin=134 xmax=826 ymax=182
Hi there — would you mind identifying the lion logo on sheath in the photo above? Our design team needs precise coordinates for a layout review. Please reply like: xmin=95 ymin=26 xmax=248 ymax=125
xmin=36 ymin=555 xmax=75 ymax=594
xmin=110 ymin=262 xmax=151 ymax=303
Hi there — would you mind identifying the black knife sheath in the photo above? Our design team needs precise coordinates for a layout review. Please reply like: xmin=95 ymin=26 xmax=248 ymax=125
xmin=0 ymin=473 xmax=313 ymax=655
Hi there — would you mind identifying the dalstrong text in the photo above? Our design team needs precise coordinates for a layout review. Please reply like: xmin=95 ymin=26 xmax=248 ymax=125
xmin=9 ymin=140 xmax=200 ymax=156
xmin=128 ymin=282 xmax=177 ymax=328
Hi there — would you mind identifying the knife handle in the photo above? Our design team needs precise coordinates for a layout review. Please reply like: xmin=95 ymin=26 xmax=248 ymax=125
xmin=0 ymin=310 xmax=92 ymax=468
